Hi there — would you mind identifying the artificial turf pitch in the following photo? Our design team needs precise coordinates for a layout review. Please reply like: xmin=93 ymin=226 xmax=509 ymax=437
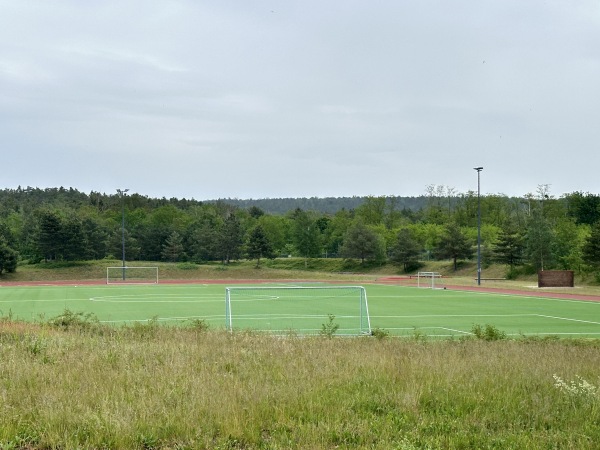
xmin=1 ymin=282 xmax=599 ymax=338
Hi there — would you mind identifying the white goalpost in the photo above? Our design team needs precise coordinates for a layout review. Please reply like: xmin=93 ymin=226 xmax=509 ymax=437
xmin=106 ymin=266 xmax=159 ymax=285
xmin=417 ymin=272 xmax=445 ymax=289
xmin=225 ymin=285 xmax=371 ymax=336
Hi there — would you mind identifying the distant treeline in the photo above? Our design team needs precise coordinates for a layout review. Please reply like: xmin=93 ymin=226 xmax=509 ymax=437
xmin=0 ymin=186 xmax=430 ymax=214
xmin=207 ymin=196 xmax=429 ymax=214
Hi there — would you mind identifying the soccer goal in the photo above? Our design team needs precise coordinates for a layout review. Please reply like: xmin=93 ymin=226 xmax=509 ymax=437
xmin=106 ymin=266 xmax=159 ymax=285
xmin=225 ymin=285 xmax=371 ymax=336
xmin=417 ymin=272 xmax=445 ymax=289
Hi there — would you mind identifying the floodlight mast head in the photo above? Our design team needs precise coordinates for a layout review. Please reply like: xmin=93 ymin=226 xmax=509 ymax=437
xmin=473 ymin=167 xmax=483 ymax=285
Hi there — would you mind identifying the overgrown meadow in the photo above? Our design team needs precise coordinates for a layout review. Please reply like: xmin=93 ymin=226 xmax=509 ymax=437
xmin=1 ymin=314 xmax=600 ymax=449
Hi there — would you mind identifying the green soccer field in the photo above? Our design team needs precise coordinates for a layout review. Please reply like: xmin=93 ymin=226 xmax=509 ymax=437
xmin=1 ymin=282 xmax=599 ymax=338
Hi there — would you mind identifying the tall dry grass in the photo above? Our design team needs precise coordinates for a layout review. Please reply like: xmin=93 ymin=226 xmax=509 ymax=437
xmin=1 ymin=318 xmax=600 ymax=449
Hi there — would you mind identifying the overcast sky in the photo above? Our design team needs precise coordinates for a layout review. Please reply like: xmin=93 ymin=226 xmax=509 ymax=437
xmin=1 ymin=1 xmax=598 ymax=201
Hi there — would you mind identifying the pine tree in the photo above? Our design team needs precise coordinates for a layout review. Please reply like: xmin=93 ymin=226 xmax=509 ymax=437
xmin=390 ymin=228 xmax=422 ymax=272
xmin=582 ymin=222 xmax=600 ymax=268
xmin=218 ymin=213 xmax=243 ymax=264
xmin=435 ymin=222 xmax=474 ymax=271
xmin=493 ymin=227 xmax=525 ymax=269
xmin=36 ymin=210 xmax=62 ymax=262
xmin=161 ymin=231 xmax=185 ymax=262
xmin=246 ymin=225 xmax=275 ymax=267
xmin=0 ymin=238 xmax=18 ymax=274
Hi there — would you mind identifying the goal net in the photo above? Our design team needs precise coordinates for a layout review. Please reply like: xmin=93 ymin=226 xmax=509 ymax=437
xmin=417 ymin=272 xmax=445 ymax=289
xmin=225 ymin=285 xmax=371 ymax=336
xmin=106 ymin=266 xmax=159 ymax=285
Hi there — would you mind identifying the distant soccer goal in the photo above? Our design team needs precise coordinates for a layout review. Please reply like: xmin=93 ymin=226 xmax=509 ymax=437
xmin=417 ymin=272 xmax=445 ymax=289
xmin=225 ymin=285 xmax=371 ymax=336
xmin=106 ymin=266 xmax=159 ymax=285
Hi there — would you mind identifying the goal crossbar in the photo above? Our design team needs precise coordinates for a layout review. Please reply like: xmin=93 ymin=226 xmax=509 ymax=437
xmin=225 ymin=285 xmax=371 ymax=335
xmin=417 ymin=272 xmax=444 ymax=289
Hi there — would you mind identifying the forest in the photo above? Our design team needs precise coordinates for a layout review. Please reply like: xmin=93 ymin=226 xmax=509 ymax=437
xmin=1 ymin=185 xmax=600 ymax=279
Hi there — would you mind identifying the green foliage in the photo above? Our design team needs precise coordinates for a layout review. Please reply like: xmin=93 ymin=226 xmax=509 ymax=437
xmin=176 ymin=262 xmax=198 ymax=270
xmin=370 ymin=327 xmax=390 ymax=340
xmin=0 ymin=238 xmax=18 ymax=275
xmin=217 ymin=211 xmax=244 ymax=264
xmin=0 ymin=187 xmax=598 ymax=275
xmin=525 ymin=208 xmax=555 ymax=270
xmin=434 ymin=222 xmax=474 ymax=271
xmin=161 ymin=230 xmax=185 ymax=262
xmin=565 ymin=191 xmax=600 ymax=225
xmin=188 ymin=318 xmax=210 ymax=332
xmin=320 ymin=314 xmax=339 ymax=338
xmin=390 ymin=228 xmax=422 ymax=272
xmin=470 ymin=323 xmax=507 ymax=341
xmin=291 ymin=209 xmax=322 ymax=261
xmin=245 ymin=224 xmax=275 ymax=267
xmin=127 ymin=317 xmax=160 ymax=339
xmin=339 ymin=220 xmax=386 ymax=263
xmin=46 ymin=309 xmax=101 ymax=333
xmin=583 ymin=222 xmax=600 ymax=269
xmin=493 ymin=226 xmax=525 ymax=268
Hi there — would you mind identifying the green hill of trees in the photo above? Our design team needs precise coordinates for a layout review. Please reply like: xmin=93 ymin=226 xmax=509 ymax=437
xmin=1 ymin=186 xmax=600 ymax=281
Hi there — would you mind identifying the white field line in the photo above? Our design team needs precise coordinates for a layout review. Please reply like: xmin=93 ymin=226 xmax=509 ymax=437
xmin=453 ymin=289 xmax=600 ymax=305
xmin=535 ymin=314 xmax=600 ymax=326
xmin=99 ymin=315 xmax=224 ymax=323
xmin=90 ymin=295 xmax=222 ymax=303
xmin=0 ymin=295 xmax=222 ymax=303
xmin=370 ymin=314 xmax=534 ymax=319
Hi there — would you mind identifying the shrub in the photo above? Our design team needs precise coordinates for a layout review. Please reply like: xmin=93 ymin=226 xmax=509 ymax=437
xmin=370 ymin=327 xmax=390 ymax=340
xmin=46 ymin=309 xmax=100 ymax=333
xmin=320 ymin=314 xmax=339 ymax=338
xmin=471 ymin=323 xmax=507 ymax=341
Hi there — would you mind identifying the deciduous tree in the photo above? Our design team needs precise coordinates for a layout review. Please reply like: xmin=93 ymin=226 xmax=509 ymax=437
xmin=339 ymin=221 xmax=385 ymax=263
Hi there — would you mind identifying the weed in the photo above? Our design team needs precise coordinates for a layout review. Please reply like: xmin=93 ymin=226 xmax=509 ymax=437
xmin=411 ymin=327 xmax=428 ymax=343
xmin=128 ymin=316 xmax=160 ymax=339
xmin=188 ymin=318 xmax=210 ymax=332
xmin=371 ymin=327 xmax=390 ymax=340
xmin=24 ymin=335 xmax=47 ymax=356
xmin=553 ymin=374 xmax=599 ymax=401
xmin=137 ymin=432 xmax=160 ymax=449
xmin=0 ymin=309 xmax=14 ymax=322
xmin=320 ymin=314 xmax=339 ymax=338
xmin=46 ymin=309 xmax=100 ymax=333
xmin=471 ymin=323 xmax=507 ymax=341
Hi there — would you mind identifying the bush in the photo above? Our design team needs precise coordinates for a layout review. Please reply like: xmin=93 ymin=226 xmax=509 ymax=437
xmin=46 ymin=309 xmax=101 ymax=333
xmin=320 ymin=314 xmax=339 ymax=338
xmin=370 ymin=327 xmax=390 ymax=340
xmin=471 ymin=323 xmax=507 ymax=341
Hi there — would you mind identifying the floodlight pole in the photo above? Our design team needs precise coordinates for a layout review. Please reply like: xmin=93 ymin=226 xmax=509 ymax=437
xmin=474 ymin=167 xmax=483 ymax=286
xmin=117 ymin=188 xmax=129 ymax=280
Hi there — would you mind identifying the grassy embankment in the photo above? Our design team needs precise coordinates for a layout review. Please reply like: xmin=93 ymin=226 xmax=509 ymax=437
xmin=3 ymin=258 xmax=599 ymax=297
xmin=1 ymin=317 xmax=600 ymax=449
